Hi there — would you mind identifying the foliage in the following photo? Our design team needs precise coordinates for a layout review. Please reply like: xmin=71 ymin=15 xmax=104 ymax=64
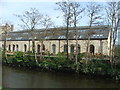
xmin=23 ymin=55 xmax=36 ymax=67
xmin=6 ymin=52 xmax=37 ymax=68
xmin=27 ymin=51 xmax=33 ymax=55
xmin=114 ymin=45 xmax=120 ymax=59
xmin=79 ymin=59 xmax=120 ymax=80
xmin=57 ymin=52 xmax=67 ymax=57
xmin=15 ymin=51 xmax=24 ymax=62
xmin=78 ymin=53 xmax=84 ymax=60
xmin=6 ymin=56 xmax=14 ymax=64
xmin=39 ymin=56 xmax=68 ymax=70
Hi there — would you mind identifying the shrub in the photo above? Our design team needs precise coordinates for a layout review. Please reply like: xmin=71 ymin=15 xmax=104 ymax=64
xmin=57 ymin=52 xmax=67 ymax=57
xmin=15 ymin=51 xmax=24 ymax=62
xmin=78 ymin=53 xmax=84 ymax=60
xmin=15 ymin=51 xmax=23 ymax=58
xmin=115 ymin=60 xmax=120 ymax=69
xmin=79 ymin=59 xmax=111 ymax=74
xmin=23 ymin=53 xmax=36 ymax=67
xmin=39 ymin=60 xmax=51 ymax=69
xmin=7 ymin=56 xmax=15 ymax=64
xmin=26 ymin=51 xmax=34 ymax=55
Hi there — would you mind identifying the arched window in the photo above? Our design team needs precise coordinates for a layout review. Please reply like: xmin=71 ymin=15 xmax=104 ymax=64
xmin=24 ymin=44 xmax=27 ymax=52
xmin=90 ymin=45 xmax=95 ymax=54
xmin=2 ymin=44 xmax=3 ymax=48
xmin=16 ymin=44 xmax=19 ymax=52
xmin=2 ymin=44 xmax=4 ymax=50
xmin=70 ymin=44 xmax=74 ymax=53
xmin=78 ymin=45 xmax=81 ymax=53
xmin=42 ymin=44 xmax=45 ymax=51
xmin=37 ymin=44 xmax=40 ymax=53
xmin=8 ymin=45 xmax=11 ymax=51
xmin=13 ymin=45 xmax=15 ymax=52
xmin=64 ymin=44 xmax=67 ymax=53
xmin=52 ymin=44 xmax=56 ymax=54
xmin=42 ymin=44 xmax=45 ymax=54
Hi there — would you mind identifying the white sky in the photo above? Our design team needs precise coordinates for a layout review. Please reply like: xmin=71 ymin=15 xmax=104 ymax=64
xmin=0 ymin=0 xmax=119 ymax=31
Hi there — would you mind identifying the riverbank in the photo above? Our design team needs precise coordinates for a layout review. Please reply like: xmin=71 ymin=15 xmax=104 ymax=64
xmin=2 ymin=51 xmax=120 ymax=82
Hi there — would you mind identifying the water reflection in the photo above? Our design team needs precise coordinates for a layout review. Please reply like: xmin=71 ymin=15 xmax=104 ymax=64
xmin=2 ymin=66 xmax=120 ymax=88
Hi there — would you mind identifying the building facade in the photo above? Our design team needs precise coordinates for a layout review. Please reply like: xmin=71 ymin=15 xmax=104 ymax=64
xmin=1 ymin=25 xmax=112 ymax=55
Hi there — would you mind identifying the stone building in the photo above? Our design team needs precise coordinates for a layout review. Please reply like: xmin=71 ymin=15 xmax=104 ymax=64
xmin=1 ymin=25 xmax=112 ymax=55
xmin=0 ymin=24 xmax=14 ymax=34
xmin=0 ymin=24 xmax=14 ymax=49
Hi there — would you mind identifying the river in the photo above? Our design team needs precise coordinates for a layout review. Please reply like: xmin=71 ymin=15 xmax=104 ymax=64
xmin=2 ymin=66 xmax=120 ymax=88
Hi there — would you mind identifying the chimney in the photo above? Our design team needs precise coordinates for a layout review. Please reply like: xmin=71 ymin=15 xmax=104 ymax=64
xmin=11 ymin=25 xmax=14 ymax=31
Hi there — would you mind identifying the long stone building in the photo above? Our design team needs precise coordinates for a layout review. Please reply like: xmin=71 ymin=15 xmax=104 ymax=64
xmin=1 ymin=25 xmax=112 ymax=55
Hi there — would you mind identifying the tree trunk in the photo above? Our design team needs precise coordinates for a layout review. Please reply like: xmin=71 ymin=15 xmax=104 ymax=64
xmin=75 ymin=34 xmax=78 ymax=71
xmin=35 ymin=52 xmax=38 ymax=64
xmin=74 ymin=21 xmax=78 ymax=71
xmin=3 ymin=38 xmax=7 ymax=63
xmin=85 ymin=36 xmax=91 ymax=73
xmin=32 ymin=39 xmax=35 ymax=54
xmin=40 ymin=41 xmax=43 ymax=60
xmin=32 ymin=38 xmax=38 ymax=64
xmin=28 ymin=40 xmax=30 ymax=51
xmin=109 ymin=22 xmax=114 ymax=69
xmin=66 ymin=19 xmax=70 ymax=61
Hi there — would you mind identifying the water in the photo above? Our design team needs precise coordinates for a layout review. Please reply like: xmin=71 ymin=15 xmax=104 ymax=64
xmin=2 ymin=66 xmax=120 ymax=88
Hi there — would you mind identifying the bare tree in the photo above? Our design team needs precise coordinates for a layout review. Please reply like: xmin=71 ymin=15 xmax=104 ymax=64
xmin=105 ymin=2 xmax=118 ymax=68
xmin=71 ymin=2 xmax=85 ymax=71
xmin=38 ymin=14 xmax=54 ymax=58
xmin=85 ymin=2 xmax=103 ymax=71
xmin=16 ymin=8 xmax=43 ymax=63
xmin=56 ymin=0 xmax=72 ymax=61
xmin=2 ymin=24 xmax=8 ymax=62
xmin=1 ymin=23 xmax=13 ymax=63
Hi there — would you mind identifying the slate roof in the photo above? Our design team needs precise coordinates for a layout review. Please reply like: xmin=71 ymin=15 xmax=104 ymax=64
xmin=1 ymin=25 xmax=111 ymax=41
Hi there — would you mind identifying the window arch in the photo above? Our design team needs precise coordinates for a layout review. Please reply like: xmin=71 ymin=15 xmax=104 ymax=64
xmin=24 ymin=44 xmax=27 ymax=52
xmin=52 ymin=44 xmax=56 ymax=54
xmin=13 ymin=45 xmax=15 ymax=52
xmin=8 ymin=45 xmax=11 ymax=51
xmin=42 ymin=44 xmax=45 ymax=51
xmin=90 ymin=45 xmax=95 ymax=54
xmin=37 ymin=44 xmax=40 ymax=53
xmin=70 ymin=44 xmax=74 ymax=53
xmin=2 ymin=44 xmax=4 ymax=49
xmin=78 ymin=44 xmax=81 ymax=53
xmin=64 ymin=44 xmax=67 ymax=53
xmin=16 ymin=44 xmax=19 ymax=52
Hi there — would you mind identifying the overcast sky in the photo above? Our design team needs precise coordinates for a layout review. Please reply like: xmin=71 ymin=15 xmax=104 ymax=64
xmin=0 ymin=0 xmax=119 ymax=31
